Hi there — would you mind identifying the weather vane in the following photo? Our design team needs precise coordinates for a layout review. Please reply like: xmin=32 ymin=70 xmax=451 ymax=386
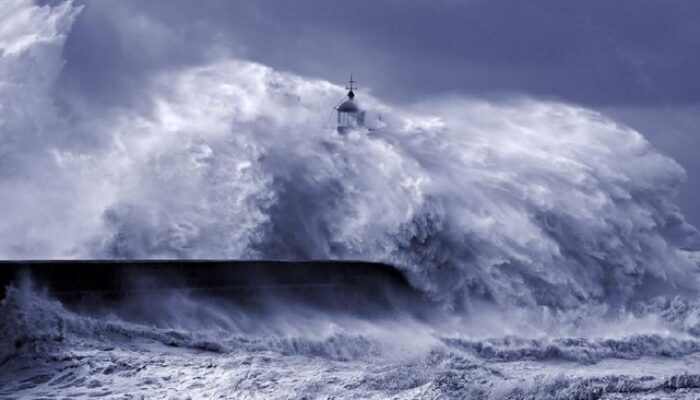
xmin=346 ymin=75 xmax=357 ymax=91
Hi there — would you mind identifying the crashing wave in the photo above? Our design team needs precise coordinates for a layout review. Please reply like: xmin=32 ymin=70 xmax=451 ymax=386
xmin=3 ymin=285 xmax=700 ymax=399
xmin=3 ymin=1 xmax=700 ymax=398
xmin=2 ymin=0 xmax=700 ymax=311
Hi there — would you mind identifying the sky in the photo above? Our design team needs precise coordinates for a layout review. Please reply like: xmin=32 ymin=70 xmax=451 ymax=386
xmin=52 ymin=0 xmax=700 ymax=226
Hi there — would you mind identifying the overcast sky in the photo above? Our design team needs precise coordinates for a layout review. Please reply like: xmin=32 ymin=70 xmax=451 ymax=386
xmin=58 ymin=0 xmax=700 ymax=225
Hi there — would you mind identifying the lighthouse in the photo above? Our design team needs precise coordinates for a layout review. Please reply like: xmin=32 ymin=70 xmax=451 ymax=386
xmin=335 ymin=76 xmax=365 ymax=134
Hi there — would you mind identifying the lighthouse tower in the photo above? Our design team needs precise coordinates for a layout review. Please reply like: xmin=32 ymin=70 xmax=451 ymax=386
xmin=335 ymin=76 xmax=365 ymax=134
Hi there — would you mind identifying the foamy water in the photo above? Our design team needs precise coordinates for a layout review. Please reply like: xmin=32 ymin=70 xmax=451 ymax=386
xmin=1 ymin=0 xmax=700 ymax=398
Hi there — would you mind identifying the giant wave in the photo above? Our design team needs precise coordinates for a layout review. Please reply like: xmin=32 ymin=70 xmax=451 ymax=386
xmin=1 ymin=0 xmax=697 ymax=311
xmin=2 ymin=1 xmax=700 ymax=398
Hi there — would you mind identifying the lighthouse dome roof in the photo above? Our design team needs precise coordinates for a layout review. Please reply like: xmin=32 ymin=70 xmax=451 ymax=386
xmin=337 ymin=99 xmax=360 ymax=113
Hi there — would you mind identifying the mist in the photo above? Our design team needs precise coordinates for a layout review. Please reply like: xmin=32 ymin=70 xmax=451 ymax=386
xmin=2 ymin=1 xmax=700 ymax=398
xmin=2 ymin=0 xmax=698 ymax=307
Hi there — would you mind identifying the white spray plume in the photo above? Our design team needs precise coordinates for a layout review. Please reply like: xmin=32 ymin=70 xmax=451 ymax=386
xmin=1 ymin=0 xmax=698 ymax=312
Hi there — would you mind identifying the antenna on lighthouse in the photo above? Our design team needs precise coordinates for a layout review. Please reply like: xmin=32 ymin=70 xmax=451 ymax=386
xmin=345 ymin=75 xmax=356 ymax=99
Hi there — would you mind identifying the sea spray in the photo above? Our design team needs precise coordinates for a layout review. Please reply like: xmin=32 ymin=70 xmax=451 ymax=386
xmin=1 ymin=0 xmax=699 ymax=312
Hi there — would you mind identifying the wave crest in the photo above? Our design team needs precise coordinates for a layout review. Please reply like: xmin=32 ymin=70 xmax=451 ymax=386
xmin=0 ymin=0 xmax=698 ymax=312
